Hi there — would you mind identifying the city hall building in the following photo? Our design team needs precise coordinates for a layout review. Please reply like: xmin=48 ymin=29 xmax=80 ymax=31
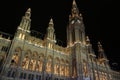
xmin=0 ymin=0 xmax=120 ymax=80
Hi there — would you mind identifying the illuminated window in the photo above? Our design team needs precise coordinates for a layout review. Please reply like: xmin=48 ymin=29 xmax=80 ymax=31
xmin=22 ymin=34 xmax=25 ymax=40
xmin=19 ymin=33 xmax=22 ymax=39
xmin=11 ymin=48 xmax=21 ymax=66
xmin=46 ymin=56 xmax=52 ymax=73
xmin=22 ymin=56 xmax=29 ymax=70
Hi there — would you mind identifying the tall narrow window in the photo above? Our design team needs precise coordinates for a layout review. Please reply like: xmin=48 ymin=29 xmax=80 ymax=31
xmin=22 ymin=56 xmax=29 ymax=70
xmin=46 ymin=56 xmax=52 ymax=73
xmin=19 ymin=33 xmax=22 ymax=39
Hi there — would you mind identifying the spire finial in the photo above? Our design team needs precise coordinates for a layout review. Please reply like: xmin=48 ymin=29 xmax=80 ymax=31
xmin=71 ymin=0 xmax=79 ymax=17
xmin=98 ymin=41 xmax=104 ymax=52
xmin=49 ymin=18 xmax=54 ymax=25
xmin=26 ymin=8 xmax=31 ymax=13
xmin=98 ymin=41 xmax=102 ymax=48
xmin=73 ymin=0 xmax=77 ymax=5
xmin=86 ymin=36 xmax=90 ymax=42
xmin=86 ymin=36 xmax=90 ymax=45
xmin=25 ymin=8 xmax=31 ymax=18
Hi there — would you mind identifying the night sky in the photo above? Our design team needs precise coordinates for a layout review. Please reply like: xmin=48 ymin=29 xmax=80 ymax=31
xmin=0 ymin=0 xmax=119 ymax=71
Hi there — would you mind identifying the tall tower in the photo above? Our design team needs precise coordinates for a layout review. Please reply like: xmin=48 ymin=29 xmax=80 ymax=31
xmin=44 ymin=18 xmax=56 ymax=48
xmin=67 ymin=0 xmax=85 ymax=47
xmin=16 ymin=8 xmax=31 ymax=40
xmin=67 ymin=0 xmax=90 ymax=79
xmin=0 ymin=8 xmax=32 ymax=80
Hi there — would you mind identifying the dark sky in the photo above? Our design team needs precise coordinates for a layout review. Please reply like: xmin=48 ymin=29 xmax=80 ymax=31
xmin=0 ymin=0 xmax=119 ymax=71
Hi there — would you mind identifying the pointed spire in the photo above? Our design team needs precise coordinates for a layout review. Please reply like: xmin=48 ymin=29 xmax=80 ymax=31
xmin=18 ymin=8 xmax=31 ymax=32
xmin=46 ymin=18 xmax=56 ymax=43
xmin=49 ymin=18 xmax=54 ymax=25
xmin=25 ymin=8 xmax=31 ymax=18
xmin=98 ymin=41 xmax=103 ymax=52
xmin=71 ymin=0 xmax=79 ymax=17
xmin=26 ymin=8 xmax=31 ymax=13
xmin=73 ymin=0 xmax=77 ymax=6
xmin=86 ymin=36 xmax=90 ymax=45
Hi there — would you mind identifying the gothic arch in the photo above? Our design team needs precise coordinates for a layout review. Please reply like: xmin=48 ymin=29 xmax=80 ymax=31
xmin=39 ymin=53 xmax=44 ymax=59
xmin=36 ymin=53 xmax=44 ymax=72
xmin=22 ymin=50 xmax=32 ymax=70
xmin=32 ymin=51 xmax=38 ymax=58
xmin=11 ymin=47 xmax=22 ymax=66
xmin=46 ymin=55 xmax=52 ymax=73
xmin=55 ymin=57 xmax=60 ymax=63
xmin=29 ymin=51 xmax=38 ymax=71
xmin=60 ymin=58 xmax=65 ymax=64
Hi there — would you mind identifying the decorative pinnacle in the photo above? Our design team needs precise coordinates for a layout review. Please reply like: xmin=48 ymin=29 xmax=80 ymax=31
xmin=25 ymin=8 xmax=31 ymax=18
xmin=49 ymin=18 xmax=53 ymax=25
xmin=98 ymin=41 xmax=103 ymax=52
xmin=26 ymin=8 xmax=31 ymax=13
xmin=98 ymin=41 xmax=102 ymax=47
xmin=86 ymin=36 xmax=90 ymax=42
xmin=86 ymin=36 xmax=90 ymax=45
xmin=73 ymin=0 xmax=77 ymax=5
xmin=71 ymin=0 xmax=79 ymax=17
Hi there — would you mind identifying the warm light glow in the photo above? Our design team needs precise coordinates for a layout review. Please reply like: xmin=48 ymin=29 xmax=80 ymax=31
xmin=22 ymin=34 xmax=25 ymax=40
xmin=22 ymin=56 xmax=29 ymax=69
xmin=19 ymin=33 xmax=22 ymax=39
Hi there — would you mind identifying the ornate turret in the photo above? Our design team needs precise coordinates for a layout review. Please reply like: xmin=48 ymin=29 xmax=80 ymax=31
xmin=69 ymin=0 xmax=83 ymax=21
xmin=16 ymin=8 xmax=31 ymax=39
xmin=67 ymin=0 xmax=85 ymax=46
xmin=98 ymin=42 xmax=108 ymax=62
xmin=18 ymin=8 xmax=31 ymax=32
xmin=86 ymin=36 xmax=96 ymax=57
xmin=47 ymin=18 xmax=56 ymax=41
xmin=45 ymin=18 xmax=56 ymax=48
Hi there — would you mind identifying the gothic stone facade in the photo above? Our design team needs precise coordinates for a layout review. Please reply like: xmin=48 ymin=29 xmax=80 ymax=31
xmin=0 ymin=0 xmax=120 ymax=80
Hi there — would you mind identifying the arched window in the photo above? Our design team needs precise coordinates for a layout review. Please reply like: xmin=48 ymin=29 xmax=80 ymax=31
xmin=36 ymin=53 xmax=44 ymax=72
xmin=11 ymin=47 xmax=21 ymax=66
xmin=46 ymin=55 xmax=52 ymax=73
xmin=22 ymin=50 xmax=31 ymax=70
xmin=65 ymin=60 xmax=69 ymax=77
xmin=29 ymin=51 xmax=38 ymax=71
xmin=60 ymin=59 xmax=65 ymax=76
xmin=54 ymin=57 xmax=60 ymax=74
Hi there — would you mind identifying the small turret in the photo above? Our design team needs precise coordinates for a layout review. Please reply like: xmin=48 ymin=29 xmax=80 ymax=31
xmin=86 ymin=36 xmax=90 ymax=45
xmin=86 ymin=36 xmax=96 ymax=57
xmin=44 ymin=18 xmax=56 ymax=48
xmin=47 ymin=18 xmax=56 ymax=41
xmin=98 ymin=42 xmax=108 ymax=62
